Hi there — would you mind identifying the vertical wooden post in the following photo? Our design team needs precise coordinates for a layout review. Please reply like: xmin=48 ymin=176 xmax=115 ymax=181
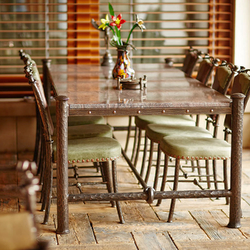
xmin=56 ymin=95 xmax=69 ymax=234
xmin=228 ymin=93 xmax=245 ymax=228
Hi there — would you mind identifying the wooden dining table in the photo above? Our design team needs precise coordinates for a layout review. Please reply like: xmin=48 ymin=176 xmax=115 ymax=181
xmin=47 ymin=63 xmax=244 ymax=234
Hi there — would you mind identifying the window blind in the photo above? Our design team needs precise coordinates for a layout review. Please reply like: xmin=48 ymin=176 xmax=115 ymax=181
xmin=0 ymin=0 xmax=234 ymax=95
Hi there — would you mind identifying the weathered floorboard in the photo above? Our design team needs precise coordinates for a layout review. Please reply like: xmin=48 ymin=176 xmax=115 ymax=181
xmin=175 ymin=240 xmax=250 ymax=250
xmin=132 ymin=231 xmax=177 ymax=250
xmin=190 ymin=210 xmax=245 ymax=240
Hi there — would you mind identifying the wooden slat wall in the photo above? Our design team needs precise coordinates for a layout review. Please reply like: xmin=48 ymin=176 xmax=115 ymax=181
xmin=0 ymin=0 xmax=234 ymax=96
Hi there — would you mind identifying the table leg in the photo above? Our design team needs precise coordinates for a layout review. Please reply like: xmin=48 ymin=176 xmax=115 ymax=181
xmin=228 ymin=93 xmax=245 ymax=228
xmin=56 ymin=95 xmax=70 ymax=234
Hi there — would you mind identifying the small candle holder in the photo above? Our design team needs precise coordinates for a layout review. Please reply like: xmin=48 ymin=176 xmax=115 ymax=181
xmin=117 ymin=75 xmax=147 ymax=90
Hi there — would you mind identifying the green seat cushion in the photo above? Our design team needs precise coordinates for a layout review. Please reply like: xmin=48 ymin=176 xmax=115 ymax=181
xmin=51 ymin=115 xmax=105 ymax=128
xmin=146 ymin=124 xmax=213 ymax=143
xmin=135 ymin=115 xmax=195 ymax=130
xmin=50 ymin=105 xmax=106 ymax=125
xmin=53 ymin=137 xmax=121 ymax=163
xmin=68 ymin=124 xmax=112 ymax=139
xmin=67 ymin=116 xmax=106 ymax=126
xmin=160 ymin=136 xmax=231 ymax=160
xmin=52 ymin=124 xmax=113 ymax=141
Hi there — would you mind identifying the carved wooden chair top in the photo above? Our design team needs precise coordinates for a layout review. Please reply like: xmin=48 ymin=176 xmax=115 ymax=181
xmin=224 ymin=68 xmax=250 ymax=131
xmin=196 ymin=54 xmax=220 ymax=86
xmin=182 ymin=46 xmax=203 ymax=77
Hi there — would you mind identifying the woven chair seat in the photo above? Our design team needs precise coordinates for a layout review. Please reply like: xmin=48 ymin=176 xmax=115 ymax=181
xmin=135 ymin=115 xmax=195 ymax=130
xmin=160 ymin=135 xmax=231 ymax=160
xmin=146 ymin=124 xmax=213 ymax=143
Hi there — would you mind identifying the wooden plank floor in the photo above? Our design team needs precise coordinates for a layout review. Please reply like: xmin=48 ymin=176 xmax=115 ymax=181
xmin=1 ymin=132 xmax=250 ymax=250
xmin=38 ymin=144 xmax=250 ymax=250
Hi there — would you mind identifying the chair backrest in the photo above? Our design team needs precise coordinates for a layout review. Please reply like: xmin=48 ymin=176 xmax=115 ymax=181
xmin=19 ymin=50 xmax=47 ymax=106
xmin=24 ymin=64 xmax=54 ymax=139
xmin=205 ymin=61 xmax=238 ymax=136
xmin=182 ymin=46 xmax=203 ymax=77
xmin=224 ymin=69 xmax=250 ymax=130
xmin=212 ymin=60 xmax=238 ymax=95
xmin=196 ymin=54 xmax=220 ymax=86
xmin=19 ymin=49 xmax=32 ymax=65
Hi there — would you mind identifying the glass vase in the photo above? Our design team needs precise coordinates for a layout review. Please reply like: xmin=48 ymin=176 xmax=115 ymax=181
xmin=112 ymin=47 xmax=135 ymax=79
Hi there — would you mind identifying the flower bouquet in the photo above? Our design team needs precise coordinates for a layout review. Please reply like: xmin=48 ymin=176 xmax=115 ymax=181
xmin=99 ymin=3 xmax=146 ymax=79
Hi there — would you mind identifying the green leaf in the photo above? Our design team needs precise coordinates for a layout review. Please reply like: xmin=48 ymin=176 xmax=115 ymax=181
xmin=114 ymin=26 xmax=121 ymax=45
xmin=109 ymin=3 xmax=115 ymax=16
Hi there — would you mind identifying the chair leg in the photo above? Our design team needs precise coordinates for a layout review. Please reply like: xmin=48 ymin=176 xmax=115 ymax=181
xmin=101 ymin=162 xmax=115 ymax=207
xmin=133 ymin=128 xmax=142 ymax=167
xmin=40 ymin=138 xmax=47 ymax=209
xmin=140 ymin=135 xmax=148 ymax=178
xmin=196 ymin=114 xmax=200 ymax=127
xmin=196 ymin=160 xmax=202 ymax=182
xmin=124 ymin=116 xmax=132 ymax=153
xmin=43 ymin=164 xmax=53 ymax=224
xmin=168 ymin=158 xmax=180 ymax=223
xmin=34 ymin=105 xmax=42 ymax=173
xmin=153 ymin=144 xmax=161 ymax=190
xmin=43 ymin=144 xmax=53 ymax=224
xmin=205 ymin=159 xmax=211 ymax=189
xmin=131 ymin=126 xmax=138 ymax=162
xmin=39 ymin=137 xmax=46 ymax=186
xmin=190 ymin=160 xmax=195 ymax=172
xmin=212 ymin=159 xmax=218 ymax=190
xmin=112 ymin=160 xmax=125 ymax=224
xmin=224 ymin=130 xmax=230 ymax=204
xmin=223 ymin=159 xmax=230 ymax=205
xmin=40 ymin=158 xmax=46 ymax=210
xmin=157 ymin=154 xmax=169 ymax=206
xmin=93 ymin=162 xmax=99 ymax=172
xmin=145 ymin=140 xmax=154 ymax=184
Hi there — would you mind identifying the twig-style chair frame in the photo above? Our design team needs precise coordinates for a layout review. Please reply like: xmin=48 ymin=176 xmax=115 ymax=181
xmin=24 ymin=64 xmax=125 ymax=225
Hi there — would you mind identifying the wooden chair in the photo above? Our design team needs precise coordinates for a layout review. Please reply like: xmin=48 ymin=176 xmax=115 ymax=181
xmin=24 ymin=65 xmax=124 ymax=225
xmin=0 ymin=161 xmax=49 ymax=250
xmin=157 ymin=69 xmax=250 ymax=221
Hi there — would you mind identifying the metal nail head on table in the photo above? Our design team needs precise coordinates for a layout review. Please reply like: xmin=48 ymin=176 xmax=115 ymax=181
xmin=47 ymin=63 xmax=244 ymax=234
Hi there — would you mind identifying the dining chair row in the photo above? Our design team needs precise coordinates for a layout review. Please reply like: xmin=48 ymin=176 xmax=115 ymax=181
xmin=158 ymin=68 xmax=250 ymax=222
xmin=131 ymin=50 xmax=225 ymax=182
xmin=19 ymin=51 xmax=125 ymax=224
xmin=126 ymin=48 xmax=242 ymax=217
xmin=144 ymin=59 xmax=238 ymax=188
xmin=130 ymin=48 xmax=205 ymax=168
